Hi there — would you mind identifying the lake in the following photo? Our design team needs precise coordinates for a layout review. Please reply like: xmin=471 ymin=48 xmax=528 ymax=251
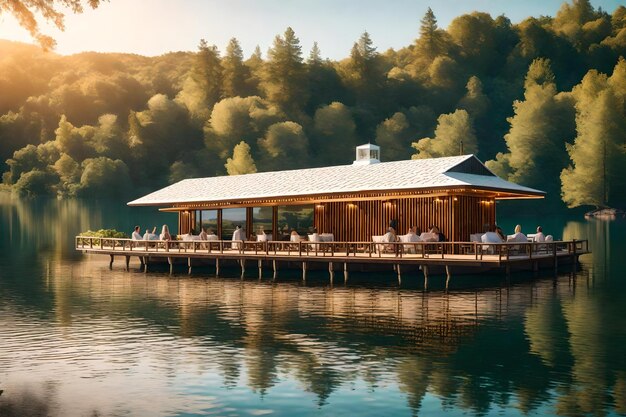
xmin=1 ymin=193 xmax=625 ymax=417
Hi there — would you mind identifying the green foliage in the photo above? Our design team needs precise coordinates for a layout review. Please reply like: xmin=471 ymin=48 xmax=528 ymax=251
xmin=258 ymin=121 xmax=309 ymax=170
xmin=486 ymin=59 xmax=576 ymax=203
xmin=76 ymin=157 xmax=131 ymax=198
xmin=79 ymin=229 xmax=129 ymax=239
xmin=225 ymin=141 xmax=257 ymax=175
xmin=1 ymin=0 xmax=626 ymax=206
xmin=411 ymin=109 xmax=477 ymax=159
xmin=561 ymin=68 xmax=626 ymax=208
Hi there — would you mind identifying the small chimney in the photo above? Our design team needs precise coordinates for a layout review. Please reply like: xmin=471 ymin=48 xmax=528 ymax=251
xmin=353 ymin=143 xmax=380 ymax=165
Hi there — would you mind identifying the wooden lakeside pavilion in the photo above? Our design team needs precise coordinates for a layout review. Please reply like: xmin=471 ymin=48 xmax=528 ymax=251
xmin=127 ymin=144 xmax=545 ymax=242
xmin=76 ymin=145 xmax=589 ymax=284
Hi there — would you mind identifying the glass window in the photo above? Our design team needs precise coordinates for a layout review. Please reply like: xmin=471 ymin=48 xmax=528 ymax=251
xmin=222 ymin=208 xmax=246 ymax=240
xmin=195 ymin=210 xmax=218 ymax=235
xmin=277 ymin=205 xmax=314 ymax=240
xmin=252 ymin=207 xmax=273 ymax=239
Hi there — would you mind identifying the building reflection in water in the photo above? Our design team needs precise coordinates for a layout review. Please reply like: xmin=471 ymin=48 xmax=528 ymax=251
xmin=1 ymin=195 xmax=625 ymax=416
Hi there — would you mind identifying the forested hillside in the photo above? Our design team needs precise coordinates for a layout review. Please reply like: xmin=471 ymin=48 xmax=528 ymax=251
xmin=1 ymin=0 xmax=625 ymax=208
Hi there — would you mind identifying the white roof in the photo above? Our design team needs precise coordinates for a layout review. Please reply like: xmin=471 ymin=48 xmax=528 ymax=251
xmin=128 ymin=155 xmax=544 ymax=206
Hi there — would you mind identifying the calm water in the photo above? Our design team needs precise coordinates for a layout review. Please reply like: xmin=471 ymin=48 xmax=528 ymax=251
xmin=1 ymin=193 xmax=625 ymax=417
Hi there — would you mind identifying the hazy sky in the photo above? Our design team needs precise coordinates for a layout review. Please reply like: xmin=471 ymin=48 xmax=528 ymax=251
xmin=0 ymin=0 xmax=622 ymax=59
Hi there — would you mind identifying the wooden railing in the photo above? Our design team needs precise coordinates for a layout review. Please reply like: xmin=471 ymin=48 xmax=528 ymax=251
xmin=75 ymin=236 xmax=589 ymax=261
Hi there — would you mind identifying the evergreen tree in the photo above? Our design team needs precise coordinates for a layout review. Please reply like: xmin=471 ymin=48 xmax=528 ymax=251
xmin=244 ymin=45 xmax=264 ymax=95
xmin=177 ymin=39 xmax=223 ymax=121
xmin=263 ymin=27 xmax=308 ymax=114
xmin=225 ymin=141 xmax=257 ymax=175
xmin=222 ymin=38 xmax=250 ymax=98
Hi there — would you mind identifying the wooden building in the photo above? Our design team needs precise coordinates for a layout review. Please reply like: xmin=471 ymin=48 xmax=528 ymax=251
xmin=128 ymin=145 xmax=544 ymax=242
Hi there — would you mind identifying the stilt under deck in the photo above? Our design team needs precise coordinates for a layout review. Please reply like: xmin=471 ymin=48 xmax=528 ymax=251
xmin=77 ymin=237 xmax=589 ymax=289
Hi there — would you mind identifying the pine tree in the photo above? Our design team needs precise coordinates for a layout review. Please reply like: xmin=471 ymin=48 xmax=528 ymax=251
xmin=222 ymin=38 xmax=250 ymax=98
xmin=177 ymin=39 xmax=223 ymax=121
xmin=263 ymin=27 xmax=308 ymax=113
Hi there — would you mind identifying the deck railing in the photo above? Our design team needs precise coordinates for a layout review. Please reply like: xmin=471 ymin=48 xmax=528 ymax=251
xmin=75 ymin=236 xmax=589 ymax=261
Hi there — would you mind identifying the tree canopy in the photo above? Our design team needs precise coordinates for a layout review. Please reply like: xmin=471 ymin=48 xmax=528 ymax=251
xmin=1 ymin=1 xmax=626 ymax=209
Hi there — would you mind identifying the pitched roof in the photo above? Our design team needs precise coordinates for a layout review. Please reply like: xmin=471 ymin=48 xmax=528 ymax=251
xmin=128 ymin=155 xmax=544 ymax=206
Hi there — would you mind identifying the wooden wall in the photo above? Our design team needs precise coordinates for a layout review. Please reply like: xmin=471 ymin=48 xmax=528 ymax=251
xmin=178 ymin=195 xmax=496 ymax=242
xmin=314 ymin=195 xmax=495 ymax=242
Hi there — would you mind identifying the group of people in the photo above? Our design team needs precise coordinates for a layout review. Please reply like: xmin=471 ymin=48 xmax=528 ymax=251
xmin=481 ymin=224 xmax=547 ymax=244
xmin=131 ymin=225 xmax=172 ymax=241
xmin=382 ymin=225 xmax=446 ymax=243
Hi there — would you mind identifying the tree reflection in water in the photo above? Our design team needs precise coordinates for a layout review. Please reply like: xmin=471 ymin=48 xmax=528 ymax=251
xmin=1 ymin=194 xmax=625 ymax=416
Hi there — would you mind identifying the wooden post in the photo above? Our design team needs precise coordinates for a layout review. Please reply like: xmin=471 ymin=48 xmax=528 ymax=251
xmin=329 ymin=262 xmax=334 ymax=284
xmin=144 ymin=256 xmax=148 ymax=273
xmin=240 ymin=259 xmax=246 ymax=278
xmin=188 ymin=257 xmax=192 ymax=274
xmin=109 ymin=255 xmax=114 ymax=270
xmin=344 ymin=263 xmax=349 ymax=284
xmin=397 ymin=264 xmax=402 ymax=285
xmin=445 ymin=265 xmax=451 ymax=291
xmin=125 ymin=255 xmax=130 ymax=271
xmin=423 ymin=265 xmax=429 ymax=290
xmin=167 ymin=257 xmax=173 ymax=275
xmin=215 ymin=258 xmax=220 ymax=276
xmin=302 ymin=261 xmax=307 ymax=281
xmin=272 ymin=259 xmax=277 ymax=280
xmin=553 ymin=243 xmax=558 ymax=276
xmin=258 ymin=259 xmax=263 ymax=279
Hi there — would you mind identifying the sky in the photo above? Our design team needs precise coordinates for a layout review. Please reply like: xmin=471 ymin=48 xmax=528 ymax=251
xmin=0 ymin=0 xmax=623 ymax=59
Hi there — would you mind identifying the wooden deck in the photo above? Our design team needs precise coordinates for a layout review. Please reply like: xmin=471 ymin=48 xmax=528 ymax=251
xmin=75 ymin=237 xmax=590 ymax=288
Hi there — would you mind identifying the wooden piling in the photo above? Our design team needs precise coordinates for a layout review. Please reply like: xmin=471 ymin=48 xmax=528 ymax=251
xmin=125 ymin=255 xmax=130 ymax=271
xmin=343 ymin=263 xmax=349 ymax=284
xmin=445 ymin=265 xmax=451 ymax=290
xmin=423 ymin=265 xmax=429 ymax=290
xmin=329 ymin=262 xmax=334 ymax=284
xmin=272 ymin=259 xmax=277 ymax=280
xmin=215 ymin=258 xmax=220 ymax=276
xmin=397 ymin=264 xmax=401 ymax=285
xmin=188 ymin=257 xmax=192 ymax=274
xmin=167 ymin=257 xmax=173 ymax=275
xmin=258 ymin=259 xmax=263 ymax=279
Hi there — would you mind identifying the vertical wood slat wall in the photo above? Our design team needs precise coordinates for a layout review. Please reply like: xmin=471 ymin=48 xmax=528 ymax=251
xmin=314 ymin=195 xmax=495 ymax=242
xmin=178 ymin=195 xmax=496 ymax=242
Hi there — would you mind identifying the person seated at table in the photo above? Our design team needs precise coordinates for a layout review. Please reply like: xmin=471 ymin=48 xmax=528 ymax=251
xmin=482 ymin=225 xmax=504 ymax=243
xmin=290 ymin=229 xmax=301 ymax=242
xmin=199 ymin=227 xmax=208 ymax=240
xmin=430 ymin=225 xmax=446 ymax=242
xmin=132 ymin=225 xmax=142 ymax=240
xmin=406 ymin=226 xmax=421 ymax=242
xmin=257 ymin=229 xmax=268 ymax=242
xmin=143 ymin=226 xmax=158 ymax=240
xmin=533 ymin=226 xmax=546 ymax=242
xmin=495 ymin=226 xmax=506 ymax=242
xmin=160 ymin=224 xmax=172 ymax=241
xmin=383 ymin=227 xmax=397 ymax=243
xmin=508 ymin=224 xmax=527 ymax=242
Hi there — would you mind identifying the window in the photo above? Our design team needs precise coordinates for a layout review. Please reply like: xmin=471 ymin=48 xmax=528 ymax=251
xmin=277 ymin=205 xmax=314 ymax=240
xmin=222 ymin=208 xmax=246 ymax=240
xmin=195 ymin=210 xmax=218 ymax=235
xmin=252 ymin=207 xmax=273 ymax=238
